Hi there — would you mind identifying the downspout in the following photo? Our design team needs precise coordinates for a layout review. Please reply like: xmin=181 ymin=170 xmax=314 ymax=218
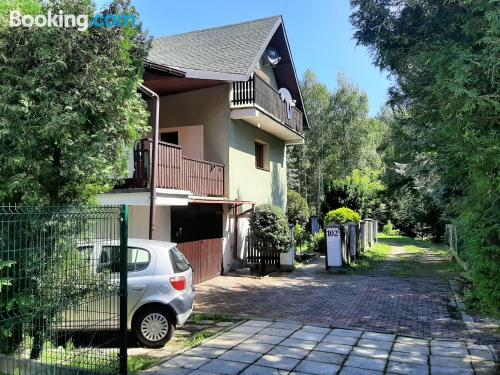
xmin=140 ymin=84 xmax=159 ymax=240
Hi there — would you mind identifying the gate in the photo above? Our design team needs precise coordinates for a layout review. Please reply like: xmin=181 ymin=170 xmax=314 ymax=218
xmin=0 ymin=205 xmax=128 ymax=375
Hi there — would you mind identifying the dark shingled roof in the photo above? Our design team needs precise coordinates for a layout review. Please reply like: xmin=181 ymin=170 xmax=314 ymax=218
xmin=148 ymin=16 xmax=282 ymax=79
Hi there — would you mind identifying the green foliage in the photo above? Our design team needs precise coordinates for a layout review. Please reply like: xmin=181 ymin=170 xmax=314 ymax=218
xmin=324 ymin=207 xmax=361 ymax=225
xmin=287 ymin=71 xmax=390 ymax=216
xmin=383 ymin=220 xmax=399 ymax=236
xmin=287 ymin=190 xmax=309 ymax=226
xmin=310 ymin=231 xmax=326 ymax=254
xmin=351 ymin=0 xmax=500 ymax=312
xmin=0 ymin=0 xmax=151 ymax=205
xmin=250 ymin=204 xmax=290 ymax=253
xmin=323 ymin=169 xmax=384 ymax=218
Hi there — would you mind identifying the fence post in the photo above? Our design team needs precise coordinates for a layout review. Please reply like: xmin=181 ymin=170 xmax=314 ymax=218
xmin=119 ymin=205 xmax=129 ymax=375
xmin=348 ymin=223 xmax=357 ymax=260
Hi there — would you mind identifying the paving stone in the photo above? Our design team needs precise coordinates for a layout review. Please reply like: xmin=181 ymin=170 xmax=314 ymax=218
xmin=361 ymin=332 xmax=395 ymax=342
xmin=322 ymin=335 xmax=357 ymax=346
xmin=344 ymin=355 xmax=386 ymax=371
xmin=430 ymin=365 xmax=474 ymax=375
xmin=241 ymin=365 xmax=290 ymax=375
xmin=357 ymin=338 xmax=392 ymax=350
xmin=269 ymin=345 xmax=311 ymax=359
xmin=256 ymin=354 xmax=300 ymax=370
xmin=469 ymin=349 xmax=494 ymax=362
xmin=305 ymin=350 xmax=345 ymax=364
xmin=431 ymin=340 xmax=466 ymax=349
xmin=215 ymin=321 xmax=235 ymax=327
xmin=218 ymin=349 xmax=262 ymax=363
xmin=186 ymin=324 xmax=210 ymax=332
xmin=466 ymin=342 xmax=489 ymax=351
xmin=330 ymin=329 xmax=362 ymax=338
xmin=189 ymin=371 xmax=221 ymax=375
xmin=351 ymin=346 xmax=389 ymax=360
xmin=430 ymin=355 xmax=472 ymax=369
xmin=235 ymin=341 xmax=275 ymax=353
xmin=247 ymin=334 xmax=285 ymax=345
xmin=392 ymin=343 xmax=429 ymax=356
xmin=315 ymin=342 xmax=352 ymax=355
xmin=270 ymin=321 xmax=303 ymax=330
xmin=198 ymin=358 xmax=249 ymax=375
xmin=163 ymin=355 xmax=211 ymax=369
xmin=294 ymin=359 xmax=340 ymax=375
xmin=472 ymin=361 xmax=498 ymax=375
xmin=242 ymin=320 xmax=274 ymax=328
xmin=220 ymin=332 xmax=254 ymax=341
xmin=301 ymin=326 xmax=331 ymax=334
xmin=261 ymin=328 xmax=296 ymax=337
xmin=386 ymin=361 xmax=428 ymax=375
xmin=205 ymin=338 xmax=244 ymax=349
xmin=396 ymin=337 xmax=429 ymax=346
xmin=339 ymin=366 xmax=383 ymax=375
xmin=142 ymin=367 xmax=191 ymax=375
xmin=431 ymin=346 xmax=468 ymax=357
xmin=280 ymin=338 xmax=318 ymax=350
xmin=232 ymin=325 xmax=265 ymax=334
xmin=184 ymin=346 xmax=228 ymax=359
xmin=390 ymin=351 xmax=428 ymax=365
xmin=290 ymin=331 xmax=326 ymax=342
xmin=176 ymin=329 xmax=193 ymax=337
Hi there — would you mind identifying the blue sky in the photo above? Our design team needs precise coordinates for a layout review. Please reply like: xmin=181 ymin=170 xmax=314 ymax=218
xmin=96 ymin=0 xmax=391 ymax=116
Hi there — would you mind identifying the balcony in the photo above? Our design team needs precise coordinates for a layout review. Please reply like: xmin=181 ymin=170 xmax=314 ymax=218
xmin=122 ymin=139 xmax=224 ymax=197
xmin=230 ymin=74 xmax=304 ymax=143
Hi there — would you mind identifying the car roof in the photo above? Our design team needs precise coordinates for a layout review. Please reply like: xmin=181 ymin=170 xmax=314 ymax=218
xmin=128 ymin=238 xmax=177 ymax=250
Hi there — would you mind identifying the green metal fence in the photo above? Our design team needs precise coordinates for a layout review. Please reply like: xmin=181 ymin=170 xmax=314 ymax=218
xmin=0 ymin=205 xmax=128 ymax=375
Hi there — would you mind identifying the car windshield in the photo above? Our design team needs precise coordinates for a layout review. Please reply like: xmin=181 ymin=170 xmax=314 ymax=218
xmin=170 ymin=247 xmax=191 ymax=273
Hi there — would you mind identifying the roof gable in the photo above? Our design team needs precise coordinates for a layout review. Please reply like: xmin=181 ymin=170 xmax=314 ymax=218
xmin=148 ymin=16 xmax=281 ymax=81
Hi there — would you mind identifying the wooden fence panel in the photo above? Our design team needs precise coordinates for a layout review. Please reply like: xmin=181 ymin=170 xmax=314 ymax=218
xmin=177 ymin=238 xmax=223 ymax=284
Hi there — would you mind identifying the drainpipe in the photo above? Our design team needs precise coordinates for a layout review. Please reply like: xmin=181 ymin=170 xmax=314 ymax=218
xmin=140 ymin=84 xmax=159 ymax=240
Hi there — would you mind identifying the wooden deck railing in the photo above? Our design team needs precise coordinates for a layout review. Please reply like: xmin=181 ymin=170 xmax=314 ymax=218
xmin=126 ymin=139 xmax=224 ymax=197
xmin=231 ymin=74 xmax=304 ymax=135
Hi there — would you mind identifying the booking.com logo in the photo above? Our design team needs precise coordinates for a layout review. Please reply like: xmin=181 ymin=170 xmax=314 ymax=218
xmin=9 ymin=10 xmax=136 ymax=31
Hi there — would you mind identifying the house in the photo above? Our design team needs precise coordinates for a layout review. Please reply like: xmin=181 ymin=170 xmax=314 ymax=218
xmin=98 ymin=16 xmax=308 ymax=283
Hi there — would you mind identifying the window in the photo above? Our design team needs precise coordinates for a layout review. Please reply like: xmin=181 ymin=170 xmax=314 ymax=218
xmin=255 ymin=142 xmax=264 ymax=169
xmin=160 ymin=131 xmax=179 ymax=145
xmin=170 ymin=247 xmax=191 ymax=273
xmin=98 ymin=246 xmax=150 ymax=273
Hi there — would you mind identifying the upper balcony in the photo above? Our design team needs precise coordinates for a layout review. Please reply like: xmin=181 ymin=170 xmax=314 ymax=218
xmin=120 ymin=139 xmax=224 ymax=197
xmin=230 ymin=75 xmax=305 ymax=144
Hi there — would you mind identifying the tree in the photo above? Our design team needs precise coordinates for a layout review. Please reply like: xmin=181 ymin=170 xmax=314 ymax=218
xmin=351 ymin=0 xmax=500 ymax=312
xmin=0 ymin=0 xmax=151 ymax=358
xmin=286 ymin=190 xmax=309 ymax=226
xmin=249 ymin=205 xmax=290 ymax=253
xmin=0 ymin=0 xmax=151 ymax=205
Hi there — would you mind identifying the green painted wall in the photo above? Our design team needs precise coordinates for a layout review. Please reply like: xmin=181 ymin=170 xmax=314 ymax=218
xmin=228 ymin=119 xmax=287 ymax=209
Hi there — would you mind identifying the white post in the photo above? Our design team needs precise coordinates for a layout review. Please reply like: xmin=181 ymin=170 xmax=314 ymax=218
xmin=326 ymin=224 xmax=342 ymax=271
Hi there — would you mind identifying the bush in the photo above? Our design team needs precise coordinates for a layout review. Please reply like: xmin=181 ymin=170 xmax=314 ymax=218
xmin=250 ymin=204 xmax=290 ymax=253
xmin=383 ymin=220 xmax=400 ymax=236
xmin=310 ymin=231 xmax=326 ymax=253
xmin=287 ymin=190 xmax=309 ymax=226
xmin=324 ymin=207 xmax=361 ymax=225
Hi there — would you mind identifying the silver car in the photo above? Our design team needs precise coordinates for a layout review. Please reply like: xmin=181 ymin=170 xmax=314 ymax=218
xmin=72 ymin=238 xmax=195 ymax=348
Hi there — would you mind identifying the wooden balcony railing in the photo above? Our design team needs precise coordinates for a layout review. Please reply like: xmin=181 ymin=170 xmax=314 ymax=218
xmin=231 ymin=74 xmax=304 ymax=135
xmin=124 ymin=139 xmax=224 ymax=197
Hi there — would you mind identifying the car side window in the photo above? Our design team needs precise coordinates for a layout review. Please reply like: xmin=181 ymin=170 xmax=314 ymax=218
xmin=98 ymin=246 xmax=150 ymax=273
xmin=170 ymin=247 xmax=191 ymax=273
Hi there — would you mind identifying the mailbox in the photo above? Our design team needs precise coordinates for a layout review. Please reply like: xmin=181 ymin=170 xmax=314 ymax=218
xmin=325 ymin=224 xmax=342 ymax=271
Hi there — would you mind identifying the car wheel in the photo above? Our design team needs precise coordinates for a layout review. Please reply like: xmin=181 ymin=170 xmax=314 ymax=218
xmin=134 ymin=307 xmax=175 ymax=348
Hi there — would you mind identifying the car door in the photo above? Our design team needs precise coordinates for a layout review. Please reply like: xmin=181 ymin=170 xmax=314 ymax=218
xmin=126 ymin=246 xmax=156 ymax=315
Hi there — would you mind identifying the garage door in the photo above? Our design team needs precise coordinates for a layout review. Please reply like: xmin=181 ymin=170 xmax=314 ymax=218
xmin=177 ymin=238 xmax=223 ymax=284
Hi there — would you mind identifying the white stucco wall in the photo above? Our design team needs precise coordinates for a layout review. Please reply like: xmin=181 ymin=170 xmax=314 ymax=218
xmin=128 ymin=205 xmax=171 ymax=242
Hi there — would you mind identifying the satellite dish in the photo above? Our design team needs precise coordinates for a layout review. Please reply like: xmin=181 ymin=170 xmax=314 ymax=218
xmin=266 ymin=47 xmax=281 ymax=66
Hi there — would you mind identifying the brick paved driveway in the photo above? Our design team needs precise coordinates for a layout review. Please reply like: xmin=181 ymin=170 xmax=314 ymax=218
xmin=193 ymin=259 xmax=465 ymax=340
xmin=143 ymin=319 xmax=497 ymax=374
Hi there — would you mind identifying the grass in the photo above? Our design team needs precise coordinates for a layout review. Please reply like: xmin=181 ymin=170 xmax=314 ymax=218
xmin=378 ymin=234 xmax=464 ymax=278
xmin=128 ymin=355 xmax=157 ymax=375
xmin=188 ymin=313 xmax=239 ymax=324
xmin=345 ymin=242 xmax=391 ymax=274
xmin=184 ymin=330 xmax=216 ymax=347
